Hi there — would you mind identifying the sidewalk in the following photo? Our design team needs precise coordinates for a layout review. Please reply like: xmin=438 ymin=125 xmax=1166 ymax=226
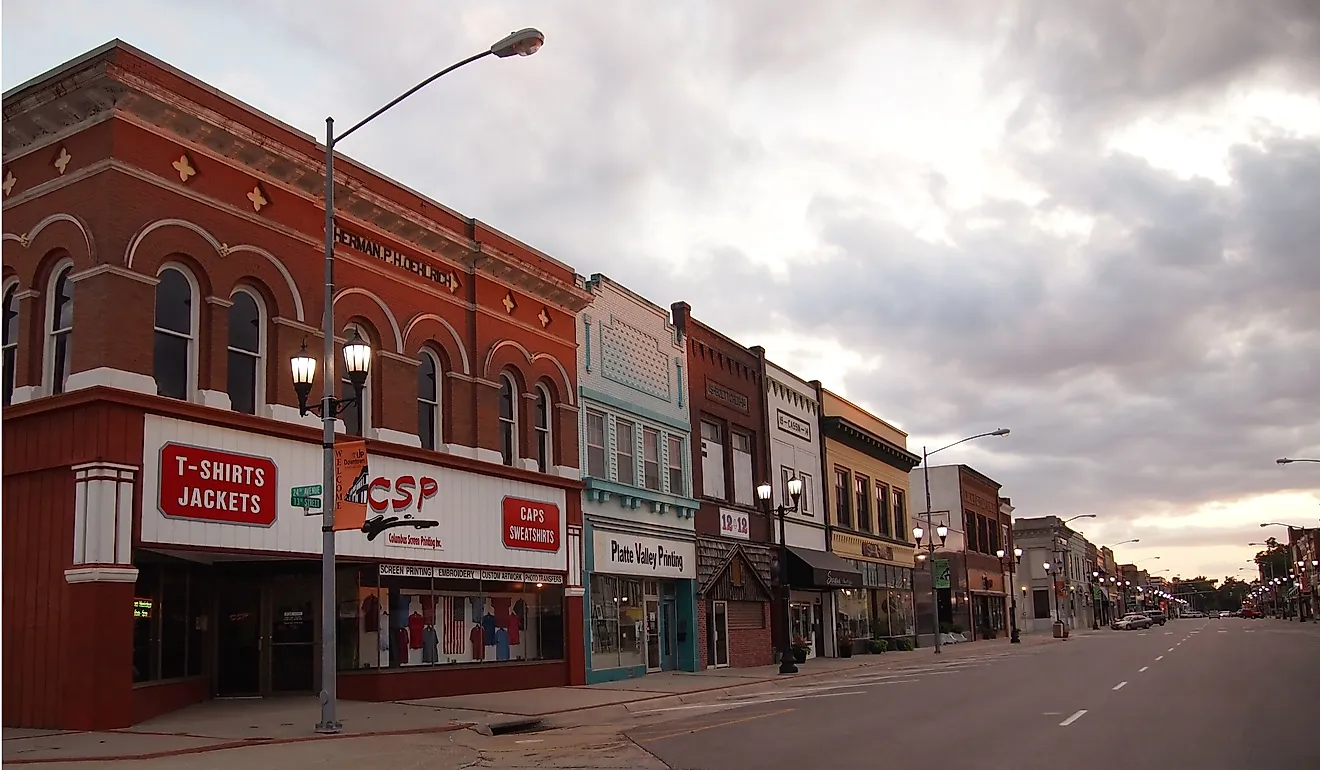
xmin=1 ymin=635 xmax=1044 ymax=764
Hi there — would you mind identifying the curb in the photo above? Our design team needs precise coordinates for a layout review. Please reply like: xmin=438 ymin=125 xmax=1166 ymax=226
xmin=3 ymin=722 xmax=473 ymax=765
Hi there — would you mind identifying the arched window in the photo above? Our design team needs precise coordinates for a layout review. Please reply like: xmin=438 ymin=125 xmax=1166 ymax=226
xmin=153 ymin=267 xmax=196 ymax=400
xmin=227 ymin=290 xmax=263 ymax=415
xmin=417 ymin=350 xmax=441 ymax=450
xmin=534 ymin=384 xmax=552 ymax=473
xmin=47 ymin=266 xmax=74 ymax=395
xmin=3 ymin=284 xmax=19 ymax=406
xmin=498 ymin=373 xmax=518 ymax=466
xmin=340 ymin=323 xmax=370 ymax=437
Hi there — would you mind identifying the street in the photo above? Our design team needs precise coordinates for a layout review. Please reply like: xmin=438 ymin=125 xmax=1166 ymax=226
xmin=626 ymin=619 xmax=1320 ymax=770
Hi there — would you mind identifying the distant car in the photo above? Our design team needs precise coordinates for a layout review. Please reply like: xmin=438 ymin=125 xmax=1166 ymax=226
xmin=1143 ymin=610 xmax=1167 ymax=626
xmin=1185 ymin=611 xmax=1205 ymax=618
xmin=1113 ymin=614 xmax=1152 ymax=630
xmin=1219 ymin=611 xmax=1232 ymax=618
xmin=1241 ymin=608 xmax=1260 ymax=619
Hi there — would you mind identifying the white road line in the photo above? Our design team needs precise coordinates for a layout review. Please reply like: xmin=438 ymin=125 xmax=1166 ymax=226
xmin=1139 ymin=666 xmax=1149 ymax=672
xmin=1156 ymin=655 xmax=1164 ymax=661
xmin=630 ymin=689 xmax=867 ymax=715
xmin=1165 ymin=632 xmax=1174 ymax=635
xmin=1059 ymin=710 xmax=1088 ymax=726
xmin=1113 ymin=681 xmax=1128 ymax=691
xmin=1168 ymin=647 xmax=1175 ymax=652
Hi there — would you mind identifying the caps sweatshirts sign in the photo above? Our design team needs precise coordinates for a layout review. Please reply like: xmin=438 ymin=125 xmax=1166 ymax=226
xmin=593 ymin=531 xmax=696 ymax=580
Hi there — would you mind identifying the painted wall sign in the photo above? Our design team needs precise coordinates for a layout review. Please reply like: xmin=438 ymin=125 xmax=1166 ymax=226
xmin=334 ymin=225 xmax=462 ymax=294
xmin=719 ymin=507 xmax=751 ymax=541
xmin=158 ymin=443 xmax=277 ymax=526
xmin=776 ymin=410 xmax=811 ymax=441
xmin=861 ymin=542 xmax=894 ymax=562
xmin=378 ymin=564 xmax=565 ymax=584
xmin=502 ymin=497 xmax=562 ymax=552
xmin=704 ymin=377 xmax=749 ymax=414
xmin=592 ymin=530 xmax=696 ymax=579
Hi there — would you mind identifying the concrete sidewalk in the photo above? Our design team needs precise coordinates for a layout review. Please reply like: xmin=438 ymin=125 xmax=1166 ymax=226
xmin=1 ymin=635 xmax=1047 ymax=764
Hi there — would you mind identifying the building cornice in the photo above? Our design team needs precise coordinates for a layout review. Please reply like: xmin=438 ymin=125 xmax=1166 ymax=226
xmin=820 ymin=415 xmax=922 ymax=472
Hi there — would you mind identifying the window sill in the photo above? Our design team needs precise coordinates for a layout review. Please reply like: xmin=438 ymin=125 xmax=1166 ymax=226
xmin=133 ymin=675 xmax=208 ymax=689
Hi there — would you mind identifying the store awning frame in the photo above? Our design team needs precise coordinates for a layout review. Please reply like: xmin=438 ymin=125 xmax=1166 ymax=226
xmin=786 ymin=546 xmax=863 ymax=590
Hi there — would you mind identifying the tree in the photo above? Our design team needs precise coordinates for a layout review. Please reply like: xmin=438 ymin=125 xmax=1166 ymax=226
xmin=1254 ymin=538 xmax=1289 ymax=583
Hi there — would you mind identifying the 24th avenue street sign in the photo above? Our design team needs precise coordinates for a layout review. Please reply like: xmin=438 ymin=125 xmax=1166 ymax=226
xmin=291 ymin=485 xmax=322 ymax=513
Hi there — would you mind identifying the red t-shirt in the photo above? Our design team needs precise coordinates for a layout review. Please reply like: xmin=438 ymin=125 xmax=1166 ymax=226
xmin=395 ymin=625 xmax=410 ymax=657
xmin=408 ymin=612 xmax=424 ymax=649
xmin=506 ymin=612 xmax=520 ymax=645
xmin=470 ymin=624 xmax=485 ymax=660
xmin=362 ymin=595 xmax=379 ymax=632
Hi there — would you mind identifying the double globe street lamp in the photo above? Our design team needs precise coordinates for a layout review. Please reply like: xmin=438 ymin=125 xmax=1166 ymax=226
xmin=757 ymin=477 xmax=804 ymax=674
xmin=995 ymin=546 xmax=1023 ymax=642
xmin=289 ymin=27 xmax=545 ymax=735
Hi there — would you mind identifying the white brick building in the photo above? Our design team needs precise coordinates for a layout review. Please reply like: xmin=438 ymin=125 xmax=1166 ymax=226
xmin=576 ymin=274 xmax=701 ymax=682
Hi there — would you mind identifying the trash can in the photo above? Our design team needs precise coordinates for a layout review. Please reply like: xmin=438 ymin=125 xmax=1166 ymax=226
xmin=1052 ymin=621 xmax=1066 ymax=638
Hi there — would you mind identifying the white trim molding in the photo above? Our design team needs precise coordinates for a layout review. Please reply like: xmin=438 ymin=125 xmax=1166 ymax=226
xmin=71 ymin=462 xmax=136 ymax=567
xmin=64 ymin=566 xmax=141 ymax=584
xmin=375 ymin=427 xmax=422 ymax=448
xmin=66 ymin=367 xmax=157 ymax=396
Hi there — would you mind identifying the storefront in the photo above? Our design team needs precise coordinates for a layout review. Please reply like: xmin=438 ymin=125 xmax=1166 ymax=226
xmin=584 ymin=525 xmax=699 ymax=681
xmin=106 ymin=412 xmax=581 ymax=726
xmin=784 ymin=545 xmax=862 ymax=656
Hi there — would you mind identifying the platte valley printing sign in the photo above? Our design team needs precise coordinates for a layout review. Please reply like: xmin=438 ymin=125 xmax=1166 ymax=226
xmin=592 ymin=531 xmax=696 ymax=580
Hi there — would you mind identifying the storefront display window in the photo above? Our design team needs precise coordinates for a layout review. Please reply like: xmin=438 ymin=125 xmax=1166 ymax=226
xmin=338 ymin=566 xmax=565 ymax=670
xmin=836 ymin=588 xmax=871 ymax=639
xmin=132 ymin=563 xmax=211 ymax=683
xmin=589 ymin=574 xmax=645 ymax=670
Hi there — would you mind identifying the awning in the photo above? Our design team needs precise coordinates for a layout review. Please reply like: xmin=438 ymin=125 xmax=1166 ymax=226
xmin=786 ymin=546 xmax=863 ymax=589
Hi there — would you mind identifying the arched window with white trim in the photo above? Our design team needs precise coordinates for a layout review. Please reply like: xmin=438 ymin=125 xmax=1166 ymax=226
xmin=153 ymin=266 xmax=196 ymax=400
xmin=417 ymin=349 xmax=441 ymax=450
xmin=534 ymin=384 xmax=552 ymax=473
xmin=498 ymin=372 xmax=518 ymax=466
xmin=227 ymin=289 xmax=264 ymax=415
xmin=3 ymin=283 xmax=19 ymax=406
xmin=47 ymin=265 xmax=74 ymax=395
xmin=341 ymin=323 xmax=370 ymax=437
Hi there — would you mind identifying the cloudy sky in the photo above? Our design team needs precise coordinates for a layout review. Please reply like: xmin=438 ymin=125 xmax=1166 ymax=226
xmin=5 ymin=1 xmax=1319 ymax=582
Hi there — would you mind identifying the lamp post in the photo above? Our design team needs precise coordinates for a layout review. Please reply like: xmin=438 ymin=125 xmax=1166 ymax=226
xmin=917 ymin=428 xmax=1010 ymax=654
xmin=290 ymin=28 xmax=545 ymax=735
xmin=758 ymin=477 xmax=803 ymax=674
xmin=1043 ymin=561 xmax=1061 ymax=624
xmin=995 ymin=547 xmax=1023 ymax=642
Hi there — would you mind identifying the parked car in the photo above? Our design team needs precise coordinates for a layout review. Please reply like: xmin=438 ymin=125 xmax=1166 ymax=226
xmin=1219 ymin=611 xmax=1233 ymax=618
xmin=1143 ymin=610 xmax=1167 ymax=626
xmin=1112 ymin=613 xmax=1153 ymax=630
xmin=1185 ymin=611 xmax=1205 ymax=618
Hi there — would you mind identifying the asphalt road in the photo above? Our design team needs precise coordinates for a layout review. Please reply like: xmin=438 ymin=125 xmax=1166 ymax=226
xmin=627 ymin=618 xmax=1320 ymax=770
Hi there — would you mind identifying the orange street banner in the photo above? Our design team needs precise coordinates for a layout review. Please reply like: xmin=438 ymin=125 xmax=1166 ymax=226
xmin=333 ymin=440 xmax=369 ymax=532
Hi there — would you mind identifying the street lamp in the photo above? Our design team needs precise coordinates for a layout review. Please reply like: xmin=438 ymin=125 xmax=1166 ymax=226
xmin=1063 ymin=514 xmax=1097 ymax=525
xmin=1111 ymin=539 xmax=1140 ymax=547
xmin=294 ymin=28 xmax=544 ymax=735
xmin=996 ymin=547 xmax=1023 ymax=642
xmin=1277 ymin=457 xmax=1320 ymax=465
xmin=758 ymin=477 xmax=803 ymax=674
xmin=918 ymin=428 xmax=1010 ymax=654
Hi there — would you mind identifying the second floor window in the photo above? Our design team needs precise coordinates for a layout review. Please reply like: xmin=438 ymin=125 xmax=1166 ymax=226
xmin=855 ymin=474 xmax=871 ymax=533
xmin=700 ymin=420 xmax=726 ymax=499
xmin=417 ymin=351 xmax=440 ymax=450
xmin=731 ymin=430 xmax=754 ymax=506
xmin=534 ymin=385 xmax=552 ymax=473
xmin=667 ymin=435 xmax=684 ymax=495
xmin=226 ymin=290 xmax=262 ymax=415
xmin=616 ymin=420 xmax=636 ymax=485
xmin=3 ymin=285 xmax=18 ymax=406
xmin=153 ymin=267 xmax=194 ymax=401
xmin=876 ymin=483 xmax=891 ymax=537
xmin=799 ymin=472 xmax=814 ymax=516
xmin=893 ymin=489 xmax=907 ymax=540
xmin=642 ymin=427 xmax=661 ymax=491
xmin=585 ymin=410 xmax=606 ymax=477
xmin=48 ymin=265 xmax=74 ymax=395
xmin=498 ymin=374 xmax=517 ymax=466
xmin=834 ymin=467 xmax=851 ymax=529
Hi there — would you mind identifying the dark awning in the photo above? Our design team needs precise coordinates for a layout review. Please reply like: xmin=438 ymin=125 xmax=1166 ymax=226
xmin=786 ymin=547 xmax=863 ymax=589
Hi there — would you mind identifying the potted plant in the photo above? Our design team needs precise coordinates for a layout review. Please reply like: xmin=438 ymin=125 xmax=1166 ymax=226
xmin=837 ymin=630 xmax=854 ymax=658
xmin=867 ymin=638 xmax=888 ymax=654
xmin=791 ymin=635 xmax=811 ymax=664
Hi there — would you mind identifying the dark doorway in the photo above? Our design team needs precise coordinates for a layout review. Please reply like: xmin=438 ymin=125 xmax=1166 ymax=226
xmin=216 ymin=583 xmax=261 ymax=696
xmin=268 ymin=580 xmax=317 ymax=693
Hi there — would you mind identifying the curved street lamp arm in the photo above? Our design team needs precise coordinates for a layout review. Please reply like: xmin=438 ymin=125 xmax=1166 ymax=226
xmin=929 ymin=429 xmax=1009 ymax=457
xmin=334 ymin=50 xmax=492 ymax=145
xmin=1277 ymin=457 xmax=1320 ymax=464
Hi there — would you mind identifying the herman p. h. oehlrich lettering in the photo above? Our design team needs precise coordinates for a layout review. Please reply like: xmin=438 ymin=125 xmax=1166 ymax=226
xmin=609 ymin=539 xmax=685 ymax=572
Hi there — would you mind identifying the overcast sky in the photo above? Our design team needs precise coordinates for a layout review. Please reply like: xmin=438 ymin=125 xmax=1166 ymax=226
xmin=5 ymin=1 xmax=1318 ymax=583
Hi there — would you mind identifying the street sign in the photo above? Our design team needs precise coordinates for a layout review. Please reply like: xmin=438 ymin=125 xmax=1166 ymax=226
xmin=291 ymin=485 xmax=322 ymax=498
xmin=934 ymin=559 xmax=951 ymax=589
xmin=291 ymin=496 xmax=322 ymax=510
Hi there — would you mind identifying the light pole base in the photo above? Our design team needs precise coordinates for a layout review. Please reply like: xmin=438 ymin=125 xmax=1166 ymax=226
xmin=778 ymin=651 xmax=798 ymax=675
xmin=1009 ymin=628 xmax=1021 ymax=644
xmin=315 ymin=721 xmax=343 ymax=734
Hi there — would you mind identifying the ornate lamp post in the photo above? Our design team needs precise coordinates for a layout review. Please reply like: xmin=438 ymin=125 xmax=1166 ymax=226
xmin=758 ymin=477 xmax=803 ymax=674
xmin=996 ymin=547 xmax=1023 ymax=642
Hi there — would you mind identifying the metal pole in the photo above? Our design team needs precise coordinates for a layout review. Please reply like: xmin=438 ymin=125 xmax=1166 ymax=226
xmin=923 ymin=446 xmax=940 ymax=654
xmin=778 ymin=502 xmax=797 ymax=674
xmin=1008 ymin=555 xmax=1020 ymax=643
xmin=316 ymin=118 xmax=342 ymax=735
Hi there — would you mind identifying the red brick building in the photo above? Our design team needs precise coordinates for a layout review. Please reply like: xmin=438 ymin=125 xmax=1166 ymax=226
xmin=2 ymin=41 xmax=591 ymax=729
xmin=669 ymin=302 xmax=774 ymax=668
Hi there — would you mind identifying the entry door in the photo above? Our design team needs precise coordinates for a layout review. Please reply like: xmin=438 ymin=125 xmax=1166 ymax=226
xmin=710 ymin=601 xmax=730 ymax=668
xmin=645 ymin=599 xmax=661 ymax=671
xmin=268 ymin=580 xmax=317 ymax=693
xmin=216 ymin=583 xmax=262 ymax=696
xmin=660 ymin=597 xmax=677 ymax=670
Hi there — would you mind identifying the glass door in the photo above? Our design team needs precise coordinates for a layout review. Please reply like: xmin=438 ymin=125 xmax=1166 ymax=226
xmin=710 ymin=601 xmax=729 ymax=668
xmin=268 ymin=579 xmax=317 ymax=692
xmin=645 ymin=599 xmax=661 ymax=671
xmin=660 ymin=596 xmax=677 ymax=671
xmin=216 ymin=583 xmax=261 ymax=696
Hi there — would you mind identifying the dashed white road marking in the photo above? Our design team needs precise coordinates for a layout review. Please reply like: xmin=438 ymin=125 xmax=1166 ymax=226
xmin=1165 ymin=632 xmax=1174 ymax=635
xmin=631 ymin=689 xmax=868 ymax=715
xmin=1168 ymin=647 xmax=1175 ymax=652
xmin=1156 ymin=655 xmax=1164 ymax=661
xmin=1113 ymin=681 xmax=1128 ymax=691
xmin=1139 ymin=666 xmax=1149 ymax=672
xmin=1059 ymin=710 xmax=1088 ymax=726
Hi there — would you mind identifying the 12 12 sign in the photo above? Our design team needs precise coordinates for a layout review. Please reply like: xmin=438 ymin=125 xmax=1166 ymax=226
xmin=719 ymin=509 xmax=750 ymax=540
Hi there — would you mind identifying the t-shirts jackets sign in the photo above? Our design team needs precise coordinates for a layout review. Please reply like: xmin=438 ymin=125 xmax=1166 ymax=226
xmin=139 ymin=415 xmax=567 ymax=573
xmin=592 ymin=530 xmax=697 ymax=580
